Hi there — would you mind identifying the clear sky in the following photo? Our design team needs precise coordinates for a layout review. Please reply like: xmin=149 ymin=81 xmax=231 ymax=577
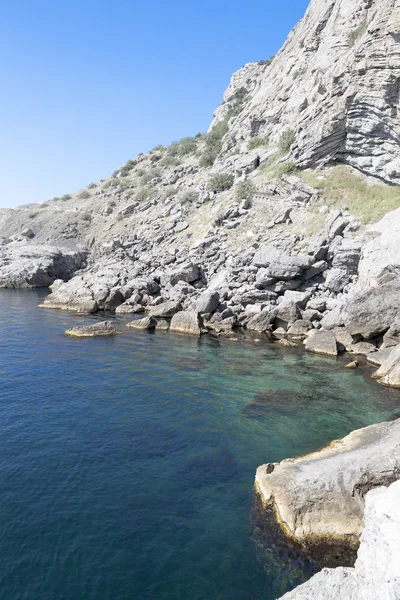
xmin=0 ymin=0 xmax=310 ymax=208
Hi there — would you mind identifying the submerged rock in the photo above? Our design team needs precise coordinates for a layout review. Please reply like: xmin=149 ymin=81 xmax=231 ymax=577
xmin=255 ymin=418 xmax=400 ymax=545
xmin=64 ymin=320 xmax=119 ymax=337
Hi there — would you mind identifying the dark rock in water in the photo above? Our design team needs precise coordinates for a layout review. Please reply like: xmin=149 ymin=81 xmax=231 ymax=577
xmin=64 ymin=320 xmax=119 ymax=337
xmin=242 ymin=390 xmax=312 ymax=420
xmin=177 ymin=447 xmax=239 ymax=488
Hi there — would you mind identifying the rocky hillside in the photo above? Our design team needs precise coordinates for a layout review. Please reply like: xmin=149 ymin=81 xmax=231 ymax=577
xmin=1 ymin=0 xmax=400 ymax=383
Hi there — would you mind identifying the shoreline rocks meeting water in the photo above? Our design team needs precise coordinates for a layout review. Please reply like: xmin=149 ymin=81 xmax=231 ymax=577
xmin=1 ymin=0 xmax=400 ymax=596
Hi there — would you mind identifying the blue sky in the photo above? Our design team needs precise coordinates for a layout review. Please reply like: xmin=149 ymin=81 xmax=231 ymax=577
xmin=0 ymin=0 xmax=309 ymax=208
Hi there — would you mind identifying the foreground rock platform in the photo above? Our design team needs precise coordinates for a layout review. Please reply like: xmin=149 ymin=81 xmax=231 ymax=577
xmin=255 ymin=419 xmax=400 ymax=545
xmin=279 ymin=480 xmax=400 ymax=600
xmin=64 ymin=321 xmax=119 ymax=338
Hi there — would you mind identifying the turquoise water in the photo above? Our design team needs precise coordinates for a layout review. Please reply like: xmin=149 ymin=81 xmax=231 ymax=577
xmin=1 ymin=289 xmax=399 ymax=600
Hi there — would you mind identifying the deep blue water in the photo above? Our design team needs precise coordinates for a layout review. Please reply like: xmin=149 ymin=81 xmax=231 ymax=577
xmin=1 ymin=289 xmax=399 ymax=600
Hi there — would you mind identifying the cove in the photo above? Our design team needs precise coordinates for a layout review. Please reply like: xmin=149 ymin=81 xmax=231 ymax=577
xmin=0 ymin=289 xmax=399 ymax=600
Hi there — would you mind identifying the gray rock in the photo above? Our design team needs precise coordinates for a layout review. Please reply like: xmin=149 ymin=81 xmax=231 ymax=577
xmin=126 ymin=316 xmax=157 ymax=330
xmin=278 ymin=481 xmax=400 ymax=600
xmin=347 ymin=341 xmax=377 ymax=356
xmin=170 ymin=310 xmax=202 ymax=335
xmin=373 ymin=345 xmax=400 ymax=388
xmin=256 ymin=418 xmax=400 ymax=543
xmin=304 ymin=329 xmax=338 ymax=356
xmin=64 ymin=320 xmax=118 ymax=337
xmin=246 ymin=308 xmax=277 ymax=332
xmin=148 ymin=300 xmax=182 ymax=318
xmin=196 ymin=290 xmax=220 ymax=314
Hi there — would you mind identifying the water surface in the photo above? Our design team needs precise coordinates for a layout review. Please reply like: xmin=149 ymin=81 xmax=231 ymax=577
xmin=1 ymin=289 xmax=399 ymax=600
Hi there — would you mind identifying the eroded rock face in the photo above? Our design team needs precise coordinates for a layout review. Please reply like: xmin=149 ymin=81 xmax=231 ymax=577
xmin=255 ymin=418 xmax=400 ymax=543
xmin=304 ymin=329 xmax=338 ymax=356
xmin=278 ymin=480 xmax=400 ymax=600
xmin=0 ymin=244 xmax=86 ymax=288
xmin=64 ymin=320 xmax=118 ymax=337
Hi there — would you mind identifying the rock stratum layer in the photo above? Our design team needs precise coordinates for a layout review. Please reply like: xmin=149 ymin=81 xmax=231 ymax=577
xmin=278 ymin=480 xmax=400 ymax=600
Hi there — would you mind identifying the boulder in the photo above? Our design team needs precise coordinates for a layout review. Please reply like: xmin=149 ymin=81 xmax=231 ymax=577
xmin=115 ymin=302 xmax=145 ymax=315
xmin=126 ymin=317 xmax=157 ymax=330
xmin=252 ymin=244 xmax=311 ymax=280
xmin=64 ymin=320 xmax=118 ymax=337
xmin=170 ymin=310 xmax=202 ymax=335
xmin=255 ymin=418 xmax=400 ymax=544
xmin=147 ymin=300 xmax=182 ymax=318
xmin=373 ymin=345 xmax=400 ymax=388
xmin=196 ymin=290 xmax=220 ymax=314
xmin=278 ymin=481 xmax=400 ymax=600
xmin=304 ymin=329 xmax=338 ymax=356
xmin=155 ymin=319 xmax=169 ymax=331
xmin=247 ymin=308 xmax=277 ymax=332
xmin=287 ymin=320 xmax=313 ymax=339
xmin=347 ymin=341 xmax=376 ymax=356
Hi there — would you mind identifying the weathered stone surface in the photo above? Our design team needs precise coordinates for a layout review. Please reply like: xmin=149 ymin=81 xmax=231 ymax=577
xmin=253 ymin=245 xmax=311 ymax=280
xmin=196 ymin=290 xmax=220 ymax=314
xmin=278 ymin=481 xmax=400 ymax=600
xmin=373 ymin=345 xmax=400 ymax=387
xmin=347 ymin=341 xmax=376 ymax=356
xmin=170 ymin=310 xmax=202 ymax=335
xmin=64 ymin=320 xmax=118 ymax=337
xmin=147 ymin=300 xmax=182 ymax=318
xmin=0 ymin=245 xmax=86 ymax=289
xmin=256 ymin=418 xmax=400 ymax=543
xmin=247 ymin=308 xmax=277 ymax=332
xmin=115 ymin=302 xmax=144 ymax=315
xmin=304 ymin=329 xmax=338 ymax=356
xmin=126 ymin=316 xmax=156 ymax=330
xmin=155 ymin=319 xmax=169 ymax=331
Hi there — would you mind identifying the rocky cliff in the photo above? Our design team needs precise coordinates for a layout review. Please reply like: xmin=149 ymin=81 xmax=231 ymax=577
xmin=0 ymin=0 xmax=400 ymax=385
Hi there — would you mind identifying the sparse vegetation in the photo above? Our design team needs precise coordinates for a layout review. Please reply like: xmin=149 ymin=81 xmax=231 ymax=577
xmin=247 ymin=135 xmax=269 ymax=150
xmin=152 ymin=144 xmax=165 ymax=152
xmin=160 ymin=155 xmax=180 ymax=168
xmin=119 ymin=159 xmax=136 ymax=177
xmin=279 ymin=129 xmax=296 ymax=153
xmin=259 ymin=154 xmax=297 ymax=179
xmin=61 ymin=194 xmax=72 ymax=201
xmin=78 ymin=190 xmax=90 ymax=199
xmin=150 ymin=154 xmax=162 ymax=163
xmin=348 ymin=18 xmax=367 ymax=47
xmin=87 ymin=183 xmax=96 ymax=189
xmin=258 ymin=56 xmax=275 ymax=66
xmin=235 ymin=180 xmax=256 ymax=200
xmin=180 ymin=190 xmax=199 ymax=204
xmin=135 ymin=187 xmax=152 ymax=202
xmin=207 ymin=173 xmax=234 ymax=193
xmin=298 ymin=166 xmax=400 ymax=225
xmin=177 ymin=137 xmax=197 ymax=155
xmin=200 ymin=120 xmax=229 ymax=167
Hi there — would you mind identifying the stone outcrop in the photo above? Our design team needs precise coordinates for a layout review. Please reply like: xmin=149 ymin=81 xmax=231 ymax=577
xmin=255 ymin=418 xmax=400 ymax=544
xmin=0 ymin=244 xmax=86 ymax=288
xmin=304 ymin=329 xmax=338 ymax=356
xmin=126 ymin=316 xmax=157 ymax=330
xmin=279 ymin=481 xmax=400 ymax=600
xmin=170 ymin=310 xmax=203 ymax=335
xmin=64 ymin=320 xmax=119 ymax=337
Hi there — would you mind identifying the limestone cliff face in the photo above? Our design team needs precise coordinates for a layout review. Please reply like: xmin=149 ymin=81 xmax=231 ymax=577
xmin=214 ymin=0 xmax=400 ymax=184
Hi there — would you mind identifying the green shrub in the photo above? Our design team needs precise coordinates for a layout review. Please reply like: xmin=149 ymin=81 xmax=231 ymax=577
xmin=167 ymin=141 xmax=181 ymax=156
xmin=160 ymin=155 xmax=180 ymax=168
xmin=199 ymin=149 xmax=217 ymax=168
xmin=195 ymin=132 xmax=204 ymax=139
xmin=180 ymin=190 xmax=199 ymax=204
xmin=140 ymin=168 xmax=161 ymax=185
xmin=207 ymin=173 xmax=234 ymax=193
xmin=152 ymin=144 xmax=165 ymax=152
xmin=178 ymin=137 xmax=197 ymax=155
xmin=247 ymin=135 xmax=269 ymax=150
xmin=150 ymin=154 xmax=162 ymax=163
xmin=136 ymin=187 xmax=152 ymax=202
xmin=78 ymin=190 xmax=90 ymax=199
xmin=279 ymin=129 xmax=295 ymax=153
xmin=235 ymin=180 xmax=256 ymax=200
xmin=87 ymin=183 xmax=96 ymax=189
xmin=274 ymin=162 xmax=297 ymax=178
xmin=348 ymin=19 xmax=367 ymax=47
xmin=61 ymin=194 xmax=72 ymax=201
xmin=119 ymin=159 xmax=136 ymax=177
xmin=258 ymin=56 xmax=275 ymax=66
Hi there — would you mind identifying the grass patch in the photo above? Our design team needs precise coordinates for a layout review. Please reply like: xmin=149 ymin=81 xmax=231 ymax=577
xmin=279 ymin=129 xmax=295 ymax=153
xmin=247 ymin=135 xmax=269 ymax=151
xmin=259 ymin=154 xmax=297 ymax=179
xmin=298 ymin=166 xmax=400 ymax=225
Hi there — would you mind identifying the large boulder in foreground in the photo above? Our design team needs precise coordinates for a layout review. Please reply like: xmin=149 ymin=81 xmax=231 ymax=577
xmin=64 ymin=320 xmax=119 ymax=337
xmin=170 ymin=310 xmax=202 ymax=335
xmin=279 ymin=481 xmax=400 ymax=600
xmin=255 ymin=418 xmax=400 ymax=544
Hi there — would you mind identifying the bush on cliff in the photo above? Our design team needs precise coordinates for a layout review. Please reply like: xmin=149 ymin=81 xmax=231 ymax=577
xmin=207 ymin=173 xmax=234 ymax=193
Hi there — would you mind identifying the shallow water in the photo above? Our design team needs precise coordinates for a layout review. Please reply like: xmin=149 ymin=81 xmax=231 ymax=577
xmin=0 ymin=289 xmax=399 ymax=600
